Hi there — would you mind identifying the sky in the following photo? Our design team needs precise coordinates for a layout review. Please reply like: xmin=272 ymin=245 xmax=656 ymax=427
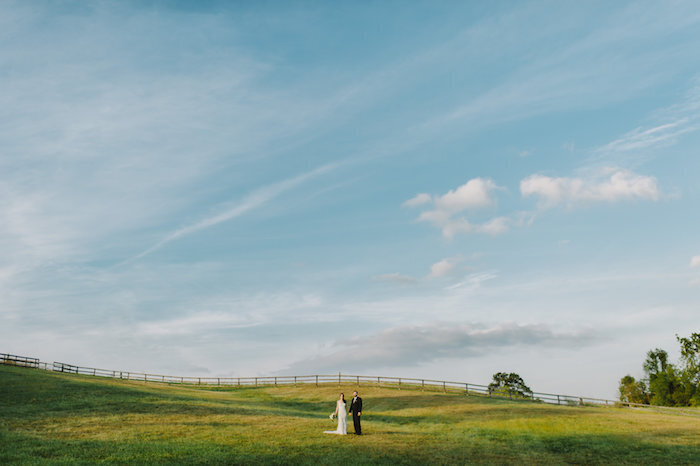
xmin=1 ymin=0 xmax=700 ymax=399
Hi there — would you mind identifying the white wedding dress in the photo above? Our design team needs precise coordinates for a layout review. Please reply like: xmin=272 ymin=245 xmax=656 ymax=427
xmin=324 ymin=400 xmax=347 ymax=435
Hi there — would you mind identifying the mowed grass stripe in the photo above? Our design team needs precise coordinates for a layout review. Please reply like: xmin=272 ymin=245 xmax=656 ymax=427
xmin=1 ymin=365 xmax=699 ymax=464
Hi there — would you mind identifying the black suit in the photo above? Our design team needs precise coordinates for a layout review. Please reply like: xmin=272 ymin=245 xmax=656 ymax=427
xmin=348 ymin=396 xmax=362 ymax=434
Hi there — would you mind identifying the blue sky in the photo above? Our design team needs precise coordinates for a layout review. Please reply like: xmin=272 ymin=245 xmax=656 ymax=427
xmin=2 ymin=0 xmax=700 ymax=398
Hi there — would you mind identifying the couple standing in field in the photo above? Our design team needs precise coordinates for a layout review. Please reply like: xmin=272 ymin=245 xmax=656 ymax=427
xmin=324 ymin=391 xmax=362 ymax=435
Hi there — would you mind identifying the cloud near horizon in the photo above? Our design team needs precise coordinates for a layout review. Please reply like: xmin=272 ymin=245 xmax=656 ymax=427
xmin=285 ymin=322 xmax=597 ymax=373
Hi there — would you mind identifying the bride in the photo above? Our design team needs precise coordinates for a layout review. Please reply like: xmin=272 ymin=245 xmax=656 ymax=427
xmin=324 ymin=393 xmax=347 ymax=435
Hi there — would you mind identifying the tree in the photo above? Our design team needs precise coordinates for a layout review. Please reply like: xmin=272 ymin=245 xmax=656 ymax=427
xmin=641 ymin=348 xmax=680 ymax=406
xmin=488 ymin=372 xmax=532 ymax=398
xmin=676 ymin=332 xmax=700 ymax=406
xmin=677 ymin=333 xmax=700 ymax=382
xmin=618 ymin=375 xmax=649 ymax=404
xmin=643 ymin=348 xmax=668 ymax=378
xmin=628 ymin=335 xmax=700 ymax=407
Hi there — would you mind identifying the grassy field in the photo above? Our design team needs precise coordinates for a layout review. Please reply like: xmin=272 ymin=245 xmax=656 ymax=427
xmin=1 ymin=365 xmax=699 ymax=464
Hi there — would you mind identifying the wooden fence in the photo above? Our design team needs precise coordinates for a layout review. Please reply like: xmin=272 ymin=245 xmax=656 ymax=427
xmin=3 ymin=353 xmax=698 ymax=416
xmin=1 ymin=353 xmax=42 ymax=369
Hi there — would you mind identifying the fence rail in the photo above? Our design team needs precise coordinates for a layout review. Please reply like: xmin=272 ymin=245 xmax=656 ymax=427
xmin=1 ymin=353 xmax=41 ymax=368
xmin=3 ymin=353 xmax=698 ymax=417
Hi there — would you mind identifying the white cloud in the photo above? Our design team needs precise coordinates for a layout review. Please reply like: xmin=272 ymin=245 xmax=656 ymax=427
xmin=478 ymin=216 xmax=511 ymax=235
xmin=429 ymin=258 xmax=459 ymax=278
xmin=690 ymin=256 xmax=700 ymax=268
xmin=434 ymin=178 xmax=498 ymax=212
xmin=520 ymin=168 xmax=659 ymax=208
xmin=402 ymin=193 xmax=431 ymax=207
xmin=434 ymin=216 xmax=512 ymax=239
xmin=406 ymin=178 xmax=508 ymax=238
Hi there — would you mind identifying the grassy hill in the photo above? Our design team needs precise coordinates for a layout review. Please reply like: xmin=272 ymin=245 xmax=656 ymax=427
xmin=1 ymin=365 xmax=699 ymax=464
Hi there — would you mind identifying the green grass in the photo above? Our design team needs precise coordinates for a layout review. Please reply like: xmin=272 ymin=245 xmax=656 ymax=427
xmin=1 ymin=365 xmax=699 ymax=464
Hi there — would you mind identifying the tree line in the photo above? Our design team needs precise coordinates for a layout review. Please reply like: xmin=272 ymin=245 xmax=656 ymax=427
xmin=619 ymin=332 xmax=700 ymax=406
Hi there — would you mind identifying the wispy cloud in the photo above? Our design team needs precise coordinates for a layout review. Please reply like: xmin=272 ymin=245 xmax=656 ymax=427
xmin=690 ymin=256 xmax=700 ymax=268
xmin=133 ymin=292 xmax=324 ymax=336
xmin=372 ymin=273 xmax=417 ymax=284
xmin=287 ymin=322 xmax=597 ymax=373
xmin=444 ymin=271 xmax=498 ymax=291
xmin=589 ymin=80 xmax=700 ymax=168
xmin=597 ymin=121 xmax=694 ymax=154
xmin=126 ymin=164 xmax=337 ymax=262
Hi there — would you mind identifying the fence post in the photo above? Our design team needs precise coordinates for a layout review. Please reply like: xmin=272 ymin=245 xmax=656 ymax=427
xmin=443 ymin=381 xmax=446 ymax=393
xmin=255 ymin=377 xmax=258 ymax=387
xmin=294 ymin=376 xmax=297 ymax=387
xmin=357 ymin=375 xmax=359 ymax=386
xmin=316 ymin=375 xmax=318 ymax=387
xmin=465 ymin=383 xmax=469 ymax=395
xmin=218 ymin=378 xmax=220 ymax=386
xmin=557 ymin=395 xmax=561 ymax=405
xmin=238 ymin=378 xmax=241 ymax=387
xmin=338 ymin=372 xmax=341 ymax=387
xmin=181 ymin=377 xmax=184 ymax=384
xmin=399 ymin=378 xmax=401 ymax=390
xmin=377 ymin=377 xmax=380 ymax=388
xmin=275 ymin=376 xmax=277 ymax=387
xmin=422 ymin=380 xmax=424 ymax=391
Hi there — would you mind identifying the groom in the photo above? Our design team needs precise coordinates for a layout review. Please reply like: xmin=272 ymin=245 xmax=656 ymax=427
xmin=348 ymin=390 xmax=362 ymax=435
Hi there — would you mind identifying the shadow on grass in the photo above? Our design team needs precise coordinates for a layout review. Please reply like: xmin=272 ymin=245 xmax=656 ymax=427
xmin=0 ymin=366 xmax=338 ymax=422
xmin=2 ymin=422 xmax=700 ymax=465
xmin=364 ymin=394 xmax=602 ymax=424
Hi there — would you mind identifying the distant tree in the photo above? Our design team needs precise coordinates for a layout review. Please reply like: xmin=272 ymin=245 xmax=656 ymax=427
xmin=643 ymin=349 xmax=681 ymax=406
xmin=488 ymin=372 xmax=532 ymax=398
xmin=625 ymin=334 xmax=700 ymax=407
xmin=676 ymin=332 xmax=700 ymax=406
xmin=643 ymin=348 xmax=668 ymax=377
xmin=618 ymin=375 xmax=649 ymax=404
xmin=677 ymin=333 xmax=700 ymax=382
